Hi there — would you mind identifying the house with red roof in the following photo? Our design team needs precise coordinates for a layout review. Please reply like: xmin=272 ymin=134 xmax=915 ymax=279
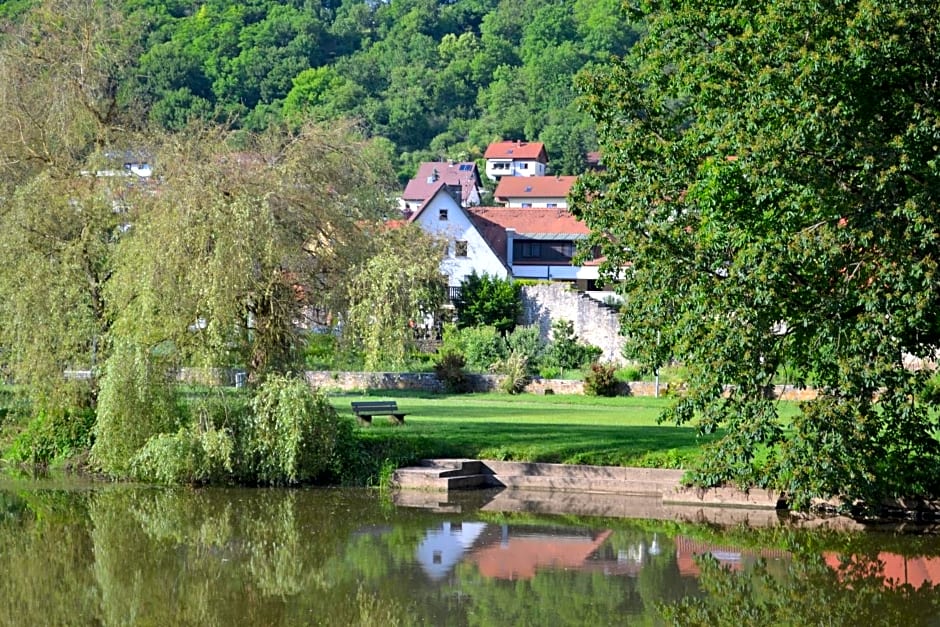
xmin=483 ymin=140 xmax=548 ymax=181
xmin=493 ymin=175 xmax=577 ymax=208
xmin=409 ymin=184 xmax=601 ymax=290
xmin=400 ymin=161 xmax=483 ymax=212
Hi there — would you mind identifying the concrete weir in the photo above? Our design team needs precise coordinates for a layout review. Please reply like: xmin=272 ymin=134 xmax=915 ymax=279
xmin=392 ymin=459 xmax=786 ymax=510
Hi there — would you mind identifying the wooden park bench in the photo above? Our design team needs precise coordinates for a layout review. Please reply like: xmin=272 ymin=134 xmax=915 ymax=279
xmin=351 ymin=400 xmax=408 ymax=425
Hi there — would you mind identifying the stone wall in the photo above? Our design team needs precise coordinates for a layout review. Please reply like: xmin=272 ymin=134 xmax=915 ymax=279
xmin=304 ymin=370 xmax=823 ymax=399
xmin=519 ymin=283 xmax=626 ymax=365
xmin=181 ymin=368 xmax=819 ymax=399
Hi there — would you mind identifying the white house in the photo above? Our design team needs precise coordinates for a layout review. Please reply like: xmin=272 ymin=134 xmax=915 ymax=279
xmin=408 ymin=183 xmax=508 ymax=288
xmin=493 ymin=175 xmax=577 ymax=208
xmin=410 ymin=184 xmax=602 ymax=291
xmin=483 ymin=140 xmax=548 ymax=181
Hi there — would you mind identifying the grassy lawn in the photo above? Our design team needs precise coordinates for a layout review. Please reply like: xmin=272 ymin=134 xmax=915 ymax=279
xmin=328 ymin=390 xmax=738 ymax=468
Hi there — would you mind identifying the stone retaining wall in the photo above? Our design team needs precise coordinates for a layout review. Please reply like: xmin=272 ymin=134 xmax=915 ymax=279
xmin=303 ymin=370 xmax=819 ymax=399
xmin=519 ymin=284 xmax=626 ymax=365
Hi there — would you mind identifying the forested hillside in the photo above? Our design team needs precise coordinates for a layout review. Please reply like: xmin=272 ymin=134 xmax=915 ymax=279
xmin=0 ymin=0 xmax=640 ymax=181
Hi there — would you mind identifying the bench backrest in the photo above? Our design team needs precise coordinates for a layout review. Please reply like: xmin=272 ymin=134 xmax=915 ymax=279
xmin=351 ymin=401 xmax=399 ymax=413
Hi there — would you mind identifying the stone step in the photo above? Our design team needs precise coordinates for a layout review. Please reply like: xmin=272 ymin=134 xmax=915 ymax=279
xmin=482 ymin=461 xmax=685 ymax=484
xmin=492 ymin=474 xmax=681 ymax=496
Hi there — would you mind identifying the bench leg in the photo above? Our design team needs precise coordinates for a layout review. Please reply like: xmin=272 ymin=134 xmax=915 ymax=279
xmin=388 ymin=414 xmax=405 ymax=425
xmin=356 ymin=415 xmax=373 ymax=426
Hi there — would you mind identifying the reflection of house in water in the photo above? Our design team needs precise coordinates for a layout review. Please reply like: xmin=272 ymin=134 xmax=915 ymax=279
xmin=823 ymin=552 xmax=940 ymax=589
xmin=415 ymin=522 xmax=488 ymax=581
xmin=469 ymin=527 xmax=614 ymax=580
xmin=414 ymin=523 xmax=665 ymax=582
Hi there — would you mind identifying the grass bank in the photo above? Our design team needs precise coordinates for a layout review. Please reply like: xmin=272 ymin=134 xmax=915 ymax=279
xmin=329 ymin=390 xmax=730 ymax=469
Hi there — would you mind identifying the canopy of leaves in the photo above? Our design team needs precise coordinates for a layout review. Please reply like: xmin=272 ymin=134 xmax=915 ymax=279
xmin=99 ymin=0 xmax=643 ymax=176
xmin=572 ymin=0 xmax=940 ymax=509
xmin=454 ymin=272 xmax=521 ymax=334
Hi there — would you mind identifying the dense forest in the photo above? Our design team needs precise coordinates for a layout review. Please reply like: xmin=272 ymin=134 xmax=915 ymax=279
xmin=0 ymin=0 xmax=640 ymax=182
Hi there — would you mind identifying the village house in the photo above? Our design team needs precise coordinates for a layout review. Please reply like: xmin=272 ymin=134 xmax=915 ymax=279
xmin=483 ymin=140 xmax=548 ymax=181
xmin=408 ymin=183 xmax=600 ymax=292
xmin=493 ymin=175 xmax=577 ymax=208
xmin=399 ymin=161 xmax=483 ymax=212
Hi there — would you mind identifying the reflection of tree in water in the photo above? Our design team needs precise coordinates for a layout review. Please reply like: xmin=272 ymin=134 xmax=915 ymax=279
xmin=456 ymin=563 xmax=628 ymax=626
xmin=88 ymin=488 xmax=417 ymax=626
xmin=658 ymin=549 xmax=940 ymax=626
xmin=5 ymin=486 xmax=940 ymax=626
xmin=0 ymin=490 xmax=101 ymax=625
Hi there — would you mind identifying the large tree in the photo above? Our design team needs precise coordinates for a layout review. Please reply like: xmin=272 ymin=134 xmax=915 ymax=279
xmin=0 ymin=0 xmax=143 ymax=409
xmin=572 ymin=0 xmax=940 ymax=509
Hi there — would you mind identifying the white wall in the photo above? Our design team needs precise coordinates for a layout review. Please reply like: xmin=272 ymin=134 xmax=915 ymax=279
xmin=412 ymin=191 xmax=508 ymax=287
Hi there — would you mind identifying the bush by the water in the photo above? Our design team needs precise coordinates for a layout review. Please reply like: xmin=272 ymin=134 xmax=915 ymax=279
xmin=242 ymin=374 xmax=353 ymax=485
xmin=5 ymin=406 xmax=95 ymax=466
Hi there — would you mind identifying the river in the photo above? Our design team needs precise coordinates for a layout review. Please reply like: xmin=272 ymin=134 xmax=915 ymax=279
xmin=1 ymin=478 xmax=938 ymax=626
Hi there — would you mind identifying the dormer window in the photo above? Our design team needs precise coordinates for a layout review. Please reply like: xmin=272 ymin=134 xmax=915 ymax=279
xmin=439 ymin=209 xmax=448 ymax=221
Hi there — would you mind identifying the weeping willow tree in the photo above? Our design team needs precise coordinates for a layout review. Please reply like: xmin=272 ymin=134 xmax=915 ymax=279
xmin=0 ymin=1 xmax=398 ymax=477
xmin=0 ymin=0 xmax=144 ymax=412
xmin=91 ymin=122 xmax=395 ymax=475
xmin=344 ymin=224 xmax=448 ymax=371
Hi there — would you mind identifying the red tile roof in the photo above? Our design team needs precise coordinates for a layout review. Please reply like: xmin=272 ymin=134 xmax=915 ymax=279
xmin=468 ymin=207 xmax=591 ymax=265
xmin=494 ymin=175 xmax=577 ymax=201
xmin=468 ymin=207 xmax=590 ymax=236
xmin=402 ymin=161 xmax=480 ymax=205
xmin=484 ymin=140 xmax=547 ymax=162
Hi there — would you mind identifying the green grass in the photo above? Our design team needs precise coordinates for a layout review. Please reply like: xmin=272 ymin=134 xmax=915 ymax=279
xmin=329 ymin=390 xmax=737 ymax=468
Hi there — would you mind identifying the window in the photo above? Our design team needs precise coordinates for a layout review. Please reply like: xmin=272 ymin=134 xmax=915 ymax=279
xmin=455 ymin=240 xmax=468 ymax=257
xmin=546 ymin=203 xmax=557 ymax=208
xmin=521 ymin=242 xmax=541 ymax=258
xmin=521 ymin=202 xmax=532 ymax=208
xmin=553 ymin=243 xmax=574 ymax=258
xmin=519 ymin=162 xmax=528 ymax=169
xmin=439 ymin=208 xmax=448 ymax=221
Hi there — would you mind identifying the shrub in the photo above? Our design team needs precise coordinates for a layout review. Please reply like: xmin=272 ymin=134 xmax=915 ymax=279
xmin=241 ymin=374 xmax=353 ymax=485
xmin=454 ymin=272 xmax=521 ymax=333
xmin=617 ymin=366 xmax=644 ymax=382
xmin=544 ymin=320 xmax=603 ymax=375
xmin=433 ymin=350 xmax=469 ymax=393
xmin=919 ymin=370 xmax=940 ymax=406
xmin=506 ymin=325 xmax=546 ymax=374
xmin=304 ymin=331 xmax=338 ymax=370
xmin=583 ymin=362 xmax=619 ymax=397
xmin=441 ymin=324 xmax=506 ymax=372
xmin=492 ymin=351 xmax=529 ymax=394
xmin=5 ymin=406 xmax=95 ymax=466
xmin=131 ymin=423 xmax=234 ymax=485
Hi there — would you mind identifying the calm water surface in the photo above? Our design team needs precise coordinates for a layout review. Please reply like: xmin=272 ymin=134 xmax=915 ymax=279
xmin=1 ymin=478 xmax=939 ymax=626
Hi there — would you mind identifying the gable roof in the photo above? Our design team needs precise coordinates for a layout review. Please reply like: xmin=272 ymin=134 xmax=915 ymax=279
xmin=402 ymin=161 xmax=480 ymax=204
xmin=467 ymin=207 xmax=590 ymax=265
xmin=494 ymin=175 xmax=577 ymax=201
xmin=407 ymin=181 xmax=461 ymax=223
xmin=484 ymin=140 xmax=547 ymax=162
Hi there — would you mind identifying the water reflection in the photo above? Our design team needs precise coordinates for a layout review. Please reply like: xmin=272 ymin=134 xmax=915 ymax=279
xmin=1 ymin=481 xmax=939 ymax=626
